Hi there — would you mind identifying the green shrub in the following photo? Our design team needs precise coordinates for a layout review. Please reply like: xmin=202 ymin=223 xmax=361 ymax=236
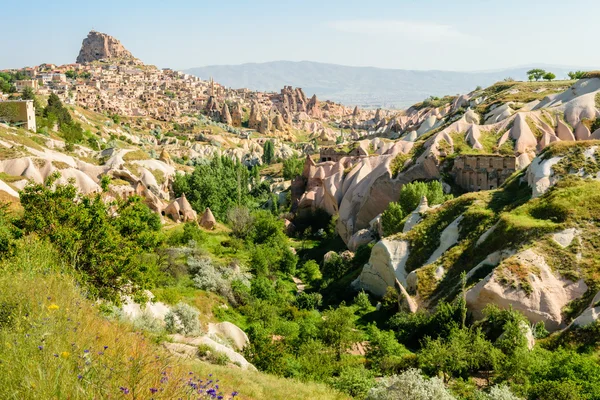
xmin=381 ymin=202 xmax=405 ymax=236
xmin=330 ymin=366 xmax=375 ymax=398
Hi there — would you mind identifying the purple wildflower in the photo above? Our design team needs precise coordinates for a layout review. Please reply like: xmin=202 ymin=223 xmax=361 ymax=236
xmin=149 ymin=388 xmax=158 ymax=394
xmin=119 ymin=387 xmax=130 ymax=394
xmin=38 ymin=346 xmax=43 ymax=350
xmin=77 ymin=375 xmax=83 ymax=380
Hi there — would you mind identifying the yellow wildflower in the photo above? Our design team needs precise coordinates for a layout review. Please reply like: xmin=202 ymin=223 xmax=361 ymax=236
xmin=60 ymin=351 xmax=70 ymax=358
xmin=47 ymin=304 xmax=59 ymax=312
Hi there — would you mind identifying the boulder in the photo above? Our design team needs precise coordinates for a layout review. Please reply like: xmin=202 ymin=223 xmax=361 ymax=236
xmin=168 ymin=334 xmax=256 ymax=370
xmin=200 ymin=207 xmax=216 ymax=229
xmin=352 ymin=239 xmax=411 ymax=297
xmin=207 ymin=321 xmax=249 ymax=350
xmin=347 ymin=229 xmax=375 ymax=252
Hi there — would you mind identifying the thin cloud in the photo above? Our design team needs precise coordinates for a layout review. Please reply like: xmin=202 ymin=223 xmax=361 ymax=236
xmin=328 ymin=19 xmax=476 ymax=43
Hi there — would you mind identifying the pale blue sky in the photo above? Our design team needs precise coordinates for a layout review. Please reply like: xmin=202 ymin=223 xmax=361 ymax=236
xmin=2 ymin=0 xmax=598 ymax=71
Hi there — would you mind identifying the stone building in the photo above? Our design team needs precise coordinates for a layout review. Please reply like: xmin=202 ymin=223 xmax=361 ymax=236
xmin=452 ymin=155 xmax=516 ymax=192
xmin=0 ymin=100 xmax=37 ymax=132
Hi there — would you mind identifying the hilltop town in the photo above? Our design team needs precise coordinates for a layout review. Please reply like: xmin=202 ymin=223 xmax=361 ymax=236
xmin=1 ymin=31 xmax=383 ymax=142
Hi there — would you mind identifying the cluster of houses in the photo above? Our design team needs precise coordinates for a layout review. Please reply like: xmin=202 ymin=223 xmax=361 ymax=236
xmin=0 ymin=61 xmax=322 ymax=127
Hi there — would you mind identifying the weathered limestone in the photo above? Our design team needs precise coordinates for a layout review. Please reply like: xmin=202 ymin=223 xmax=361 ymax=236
xmin=221 ymin=103 xmax=232 ymax=125
xmin=352 ymin=239 xmax=411 ymax=297
xmin=76 ymin=30 xmax=137 ymax=64
xmin=466 ymin=249 xmax=588 ymax=331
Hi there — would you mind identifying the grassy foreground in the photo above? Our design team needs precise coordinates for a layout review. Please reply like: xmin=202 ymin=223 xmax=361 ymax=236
xmin=0 ymin=237 xmax=346 ymax=400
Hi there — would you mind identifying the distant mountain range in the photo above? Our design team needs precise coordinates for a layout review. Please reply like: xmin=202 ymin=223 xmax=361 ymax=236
xmin=185 ymin=61 xmax=590 ymax=109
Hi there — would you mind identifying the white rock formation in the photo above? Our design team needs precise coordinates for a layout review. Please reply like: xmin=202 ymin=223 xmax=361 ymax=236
xmin=352 ymin=239 xmax=411 ymax=297
xmin=466 ymin=249 xmax=588 ymax=331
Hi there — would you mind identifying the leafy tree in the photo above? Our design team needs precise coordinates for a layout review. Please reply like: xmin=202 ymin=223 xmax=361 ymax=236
xmin=381 ymin=202 xmax=405 ymax=236
xmin=227 ymin=205 xmax=254 ymax=239
xmin=366 ymin=324 xmax=410 ymax=374
xmin=282 ymin=156 xmax=304 ymax=180
xmin=0 ymin=102 xmax=19 ymax=124
xmin=568 ymin=71 xmax=586 ymax=80
xmin=418 ymin=327 xmax=500 ymax=381
xmin=172 ymin=156 xmax=254 ymax=220
xmin=320 ymin=305 xmax=357 ymax=360
xmin=19 ymin=173 xmax=162 ymax=300
xmin=543 ymin=72 xmax=556 ymax=81
xmin=330 ymin=366 xmax=375 ymax=398
xmin=354 ymin=291 xmax=372 ymax=315
xmin=527 ymin=69 xmax=546 ymax=81
xmin=397 ymin=180 xmax=446 ymax=215
xmin=262 ymin=140 xmax=275 ymax=164
xmin=299 ymin=259 xmax=322 ymax=283
xmin=243 ymin=325 xmax=288 ymax=375
xmin=294 ymin=292 xmax=323 ymax=310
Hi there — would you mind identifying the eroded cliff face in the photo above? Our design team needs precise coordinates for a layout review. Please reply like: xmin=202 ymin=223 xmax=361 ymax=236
xmin=76 ymin=30 xmax=138 ymax=64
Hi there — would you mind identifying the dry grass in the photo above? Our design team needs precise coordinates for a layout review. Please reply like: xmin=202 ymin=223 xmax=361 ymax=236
xmin=123 ymin=149 xmax=150 ymax=161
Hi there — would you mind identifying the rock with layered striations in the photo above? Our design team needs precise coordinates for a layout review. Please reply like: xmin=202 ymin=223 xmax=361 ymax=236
xmin=76 ymin=30 xmax=138 ymax=64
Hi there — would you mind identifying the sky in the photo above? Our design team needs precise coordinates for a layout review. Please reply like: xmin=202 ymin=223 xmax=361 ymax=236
xmin=1 ymin=0 xmax=599 ymax=71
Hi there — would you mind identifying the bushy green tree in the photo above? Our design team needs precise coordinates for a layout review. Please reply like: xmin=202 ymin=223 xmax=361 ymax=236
xmin=320 ymin=305 xmax=357 ymax=361
xmin=568 ymin=71 xmax=586 ymax=80
xmin=299 ymin=259 xmax=322 ymax=283
xmin=527 ymin=69 xmax=546 ymax=81
xmin=243 ymin=325 xmax=288 ymax=375
xmin=262 ymin=140 xmax=275 ymax=164
xmin=418 ymin=327 xmax=500 ymax=381
xmin=172 ymin=156 xmax=253 ymax=220
xmin=381 ymin=202 xmax=405 ymax=236
xmin=543 ymin=72 xmax=556 ymax=82
xmin=382 ymin=181 xmax=448 ymax=236
xmin=19 ymin=173 xmax=162 ymax=300
xmin=366 ymin=324 xmax=410 ymax=374
xmin=282 ymin=156 xmax=304 ymax=180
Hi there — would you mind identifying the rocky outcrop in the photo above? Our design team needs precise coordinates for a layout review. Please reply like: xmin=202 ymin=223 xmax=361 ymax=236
xmin=466 ymin=249 xmax=588 ymax=331
xmin=167 ymin=334 xmax=256 ymax=370
xmin=352 ymin=239 xmax=411 ymax=297
xmin=231 ymin=103 xmax=243 ymax=127
xmin=200 ymin=207 xmax=216 ymax=229
xmin=248 ymin=101 xmax=261 ymax=130
xmin=221 ymin=103 xmax=232 ymax=125
xmin=76 ymin=30 xmax=137 ymax=64
xmin=347 ymin=229 xmax=375 ymax=252
xmin=207 ymin=321 xmax=249 ymax=350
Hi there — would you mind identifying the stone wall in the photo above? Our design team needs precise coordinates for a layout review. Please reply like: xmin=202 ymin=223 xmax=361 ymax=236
xmin=452 ymin=155 xmax=516 ymax=191
xmin=319 ymin=146 xmax=366 ymax=163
